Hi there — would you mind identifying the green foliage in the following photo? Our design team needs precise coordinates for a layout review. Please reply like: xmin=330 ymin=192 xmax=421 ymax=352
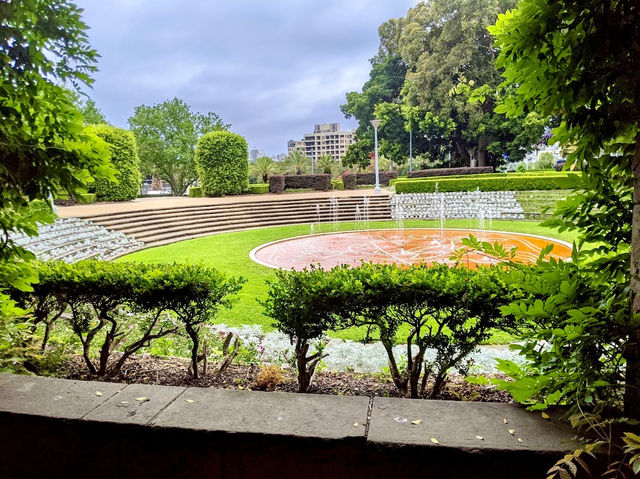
xmin=195 ymin=131 xmax=249 ymax=196
xmin=0 ymin=0 xmax=113 ymax=348
xmin=284 ymin=150 xmax=310 ymax=175
xmin=88 ymin=125 xmax=141 ymax=201
xmin=76 ymin=193 xmax=96 ymax=203
xmin=535 ymin=153 xmax=554 ymax=170
xmin=249 ymin=184 xmax=269 ymax=194
xmin=490 ymin=0 xmax=640 ymax=419
xmin=331 ymin=179 xmax=344 ymax=190
xmin=13 ymin=261 xmax=245 ymax=379
xmin=129 ymin=98 xmax=230 ymax=195
xmin=316 ymin=154 xmax=338 ymax=176
xmin=394 ymin=173 xmax=575 ymax=193
xmin=341 ymin=139 xmax=373 ymax=171
xmin=262 ymin=267 xmax=338 ymax=392
xmin=250 ymin=156 xmax=279 ymax=183
xmin=188 ymin=186 xmax=203 ymax=198
xmin=78 ymin=97 xmax=106 ymax=125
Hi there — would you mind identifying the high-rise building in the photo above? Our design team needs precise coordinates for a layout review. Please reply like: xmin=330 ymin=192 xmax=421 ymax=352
xmin=249 ymin=149 xmax=266 ymax=162
xmin=287 ymin=123 xmax=355 ymax=162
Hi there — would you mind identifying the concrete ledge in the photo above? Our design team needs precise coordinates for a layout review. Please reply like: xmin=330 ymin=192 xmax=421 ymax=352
xmin=0 ymin=373 xmax=579 ymax=479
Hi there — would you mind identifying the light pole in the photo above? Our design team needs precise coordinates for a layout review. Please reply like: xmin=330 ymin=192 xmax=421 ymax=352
xmin=370 ymin=119 xmax=381 ymax=194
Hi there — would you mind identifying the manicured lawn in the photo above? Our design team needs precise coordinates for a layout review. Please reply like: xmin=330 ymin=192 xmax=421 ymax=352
xmin=119 ymin=220 xmax=577 ymax=343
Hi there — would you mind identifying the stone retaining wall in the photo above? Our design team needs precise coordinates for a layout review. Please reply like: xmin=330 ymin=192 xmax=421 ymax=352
xmin=0 ymin=373 xmax=579 ymax=479
xmin=391 ymin=191 xmax=525 ymax=220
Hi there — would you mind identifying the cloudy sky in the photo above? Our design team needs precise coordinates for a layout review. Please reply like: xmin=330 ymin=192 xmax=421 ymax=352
xmin=76 ymin=0 xmax=418 ymax=156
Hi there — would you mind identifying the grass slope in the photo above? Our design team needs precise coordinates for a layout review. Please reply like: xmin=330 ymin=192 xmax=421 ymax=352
xmin=119 ymin=220 xmax=576 ymax=343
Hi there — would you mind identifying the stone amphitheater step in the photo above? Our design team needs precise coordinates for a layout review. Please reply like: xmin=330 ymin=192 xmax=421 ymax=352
xmin=82 ymin=195 xmax=392 ymax=248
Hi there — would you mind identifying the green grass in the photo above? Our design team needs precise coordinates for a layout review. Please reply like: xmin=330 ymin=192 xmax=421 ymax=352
xmin=119 ymin=220 xmax=577 ymax=343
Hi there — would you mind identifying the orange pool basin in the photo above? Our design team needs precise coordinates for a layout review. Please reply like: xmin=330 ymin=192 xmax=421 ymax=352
xmin=250 ymin=228 xmax=572 ymax=271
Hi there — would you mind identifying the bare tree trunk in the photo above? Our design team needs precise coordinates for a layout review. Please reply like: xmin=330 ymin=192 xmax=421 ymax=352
xmin=477 ymin=135 xmax=488 ymax=167
xmin=626 ymin=131 xmax=640 ymax=419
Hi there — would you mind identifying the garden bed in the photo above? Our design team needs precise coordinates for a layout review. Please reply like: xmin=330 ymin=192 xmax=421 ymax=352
xmin=56 ymin=352 xmax=513 ymax=402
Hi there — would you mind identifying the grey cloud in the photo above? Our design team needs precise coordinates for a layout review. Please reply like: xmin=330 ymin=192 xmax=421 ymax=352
xmin=78 ymin=0 xmax=417 ymax=154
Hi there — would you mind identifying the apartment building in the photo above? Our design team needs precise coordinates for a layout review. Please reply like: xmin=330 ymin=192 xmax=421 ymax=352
xmin=287 ymin=123 xmax=355 ymax=162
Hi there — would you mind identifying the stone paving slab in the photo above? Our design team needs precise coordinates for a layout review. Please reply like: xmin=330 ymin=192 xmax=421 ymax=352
xmin=368 ymin=397 xmax=579 ymax=452
xmin=83 ymin=383 xmax=186 ymax=425
xmin=152 ymin=387 xmax=369 ymax=440
xmin=0 ymin=373 xmax=123 ymax=419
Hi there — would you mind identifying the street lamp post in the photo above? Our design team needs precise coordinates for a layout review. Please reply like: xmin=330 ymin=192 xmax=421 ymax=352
xmin=370 ymin=119 xmax=381 ymax=194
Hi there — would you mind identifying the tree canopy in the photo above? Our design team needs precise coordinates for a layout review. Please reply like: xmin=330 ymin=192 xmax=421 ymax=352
xmin=128 ymin=98 xmax=229 ymax=196
xmin=0 ymin=0 xmax=113 ymax=320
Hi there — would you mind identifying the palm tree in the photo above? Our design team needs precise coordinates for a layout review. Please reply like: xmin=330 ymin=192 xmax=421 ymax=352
xmin=251 ymin=156 xmax=278 ymax=183
xmin=316 ymin=154 xmax=336 ymax=176
xmin=285 ymin=150 xmax=309 ymax=175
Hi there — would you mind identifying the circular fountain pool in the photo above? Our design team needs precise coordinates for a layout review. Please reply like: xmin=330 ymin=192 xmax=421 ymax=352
xmin=249 ymin=228 xmax=572 ymax=270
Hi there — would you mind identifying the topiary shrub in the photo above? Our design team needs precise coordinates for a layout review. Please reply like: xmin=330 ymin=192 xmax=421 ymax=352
xmin=188 ymin=186 xmax=203 ymax=197
xmin=284 ymin=174 xmax=331 ymax=191
xmin=89 ymin=125 xmax=141 ymax=201
xmin=249 ymin=183 xmax=269 ymax=194
xmin=342 ymin=174 xmax=357 ymax=189
xmin=269 ymin=175 xmax=285 ymax=193
xmin=407 ymin=166 xmax=494 ymax=178
xmin=195 ymin=131 xmax=249 ymax=196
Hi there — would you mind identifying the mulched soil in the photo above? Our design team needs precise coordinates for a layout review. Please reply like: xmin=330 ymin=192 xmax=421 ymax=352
xmin=58 ymin=353 xmax=514 ymax=403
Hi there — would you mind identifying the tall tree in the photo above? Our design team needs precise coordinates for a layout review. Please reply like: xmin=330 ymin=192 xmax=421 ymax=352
xmin=0 ymin=0 xmax=113 ymax=320
xmin=79 ymin=97 xmax=106 ymax=125
xmin=128 ymin=98 xmax=229 ymax=196
xmin=398 ymin=0 xmax=543 ymax=167
xmin=491 ymin=0 xmax=640 ymax=417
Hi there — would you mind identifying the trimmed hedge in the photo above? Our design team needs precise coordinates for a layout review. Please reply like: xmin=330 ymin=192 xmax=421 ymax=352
xmin=195 ymin=131 xmax=249 ymax=196
xmin=76 ymin=193 xmax=97 ymax=203
xmin=269 ymin=175 xmax=285 ymax=193
xmin=342 ymin=172 xmax=398 ymax=189
xmin=188 ymin=186 xmax=203 ymax=197
xmin=89 ymin=125 xmax=141 ymax=201
xmin=394 ymin=174 xmax=576 ymax=193
xmin=407 ymin=167 xmax=493 ymax=178
xmin=285 ymin=174 xmax=331 ymax=191
xmin=331 ymin=179 xmax=344 ymax=190
xmin=249 ymin=183 xmax=269 ymax=194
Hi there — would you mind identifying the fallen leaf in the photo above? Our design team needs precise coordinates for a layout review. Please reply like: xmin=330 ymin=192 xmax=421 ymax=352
xmin=430 ymin=437 xmax=440 ymax=444
xmin=517 ymin=438 xmax=524 ymax=443
xmin=237 ymin=386 xmax=244 ymax=390
xmin=353 ymin=422 xmax=359 ymax=427
xmin=503 ymin=418 xmax=508 ymax=424
xmin=411 ymin=420 xmax=423 ymax=425
xmin=95 ymin=391 xmax=102 ymax=397
xmin=185 ymin=399 xmax=195 ymax=403
xmin=134 ymin=397 xmax=148 ymax=402
xmin=475 ymin=435 xmax=484 ymax=440
xmin=120 ymin=401 xmax=128 ymax=404
xmin=541 ymin=412 xmax=550 ymax=420
xmin=508 ymin=429 xmax=515 ymax=435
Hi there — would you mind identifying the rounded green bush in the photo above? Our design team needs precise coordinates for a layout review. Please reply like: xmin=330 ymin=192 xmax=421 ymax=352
xmin=195 ymin=131 xmax=249 ymax=196
xmin=188 ymin=186 xmax=203 ymax=197
xmin=89 ymin=125 xmax=141 ymax=201
xmin=249 ymin=183 xmax=269 ymax=194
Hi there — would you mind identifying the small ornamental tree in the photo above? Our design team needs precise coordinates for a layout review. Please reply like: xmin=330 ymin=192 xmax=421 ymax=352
xmin=153 ymin=263 xmax=245 ymax=378
xmin=89 ymin=125 xmax=141 ymax=201
xmin=331 ymin=263 xmax=510 ymax=398
xmin=195 ymin=131 xmax=249 ymax=196
xmin=262 ymin=267 xmax=338 ymax=393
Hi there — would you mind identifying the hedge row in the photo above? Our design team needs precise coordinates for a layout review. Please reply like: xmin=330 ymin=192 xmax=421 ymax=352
xmin=268 ymin=174 xmax=332 ymax=193
xmin=406 ymin=166 xmax=493 ymax=178
xmin=390 ymin=170 xmax=567 ymax=186
xmin=342 ymin=171 xmax=398 ymax=189
xmin=188 ymin=186 xmax=203 ymax=197
xmin=262 ymin=263 xmax=510 ymax=396
xmin=394 ymin=174 xmax=576 ymax=193
xmin=249 ymin=183 xmax=269 ymax=194
xmin=15 ymin=261 xmax=245 ymax=379
xmin=195 ymin=131 xmax=249 ymax=196
xmin=331 ymin=179 xmax=344 ymax=190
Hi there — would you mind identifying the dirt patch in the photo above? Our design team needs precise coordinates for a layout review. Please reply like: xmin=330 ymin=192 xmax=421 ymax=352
xmin=58 ymin=353 xmax=513 ymax=402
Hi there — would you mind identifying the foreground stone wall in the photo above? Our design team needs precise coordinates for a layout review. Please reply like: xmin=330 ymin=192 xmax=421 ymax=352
xmin=0 ymin=373 xmax=579 ymax=479
xmin=392 ymin=191 xmax=525 ymax=220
